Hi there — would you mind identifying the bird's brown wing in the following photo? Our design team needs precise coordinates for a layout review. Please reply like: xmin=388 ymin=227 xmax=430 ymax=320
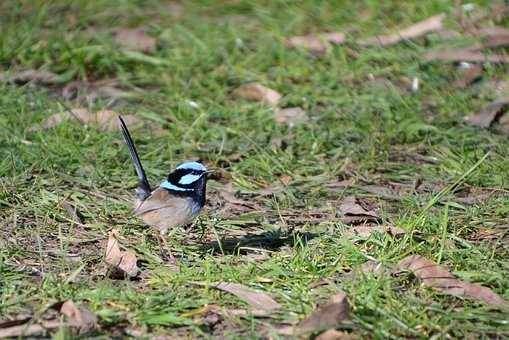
xmin=134 ymin=187 xmax=194 ymax=234
xmin=134 ymin=187 xmax=177 ymax=215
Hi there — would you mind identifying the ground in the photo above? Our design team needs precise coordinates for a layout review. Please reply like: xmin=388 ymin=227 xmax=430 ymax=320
xmin=0 ymin=0 xmax=508 ymax=339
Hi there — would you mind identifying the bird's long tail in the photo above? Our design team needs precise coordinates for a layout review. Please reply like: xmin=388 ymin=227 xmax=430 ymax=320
xmin=118 ymin=116 xmax=151 ymax=200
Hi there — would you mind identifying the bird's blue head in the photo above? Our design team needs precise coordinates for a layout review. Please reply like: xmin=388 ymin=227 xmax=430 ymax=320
xmin=160 ymin=162 xmax=208 ymax=206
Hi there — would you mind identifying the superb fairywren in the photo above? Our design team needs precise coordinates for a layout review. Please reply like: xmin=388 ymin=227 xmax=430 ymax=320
xmin=118 ymin=116 xmax=208 ymax=234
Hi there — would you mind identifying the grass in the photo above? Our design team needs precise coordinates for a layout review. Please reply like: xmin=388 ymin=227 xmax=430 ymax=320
xmin=1 ymin=0 xmax=508 ymax=338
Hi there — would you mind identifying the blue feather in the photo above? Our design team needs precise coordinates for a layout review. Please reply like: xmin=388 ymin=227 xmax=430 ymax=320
xmin=160 ymin=180 xmax=193 ymax=191
xmin=176 ymin=162 xmax=206 ymax=172
xmin=179 ymin=174 xmax=202 ymax=185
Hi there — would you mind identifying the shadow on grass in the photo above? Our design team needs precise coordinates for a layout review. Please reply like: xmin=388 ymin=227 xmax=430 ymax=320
xmin=201 ymin=230 xmax=318 ymax=254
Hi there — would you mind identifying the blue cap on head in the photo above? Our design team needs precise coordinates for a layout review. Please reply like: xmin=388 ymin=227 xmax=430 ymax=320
xmin=176 ymin=162 xmax=206 ymax=172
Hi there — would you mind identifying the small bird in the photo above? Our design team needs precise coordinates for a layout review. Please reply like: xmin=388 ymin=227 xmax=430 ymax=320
xmin=118 ymin=116 xmax=208 ymax=235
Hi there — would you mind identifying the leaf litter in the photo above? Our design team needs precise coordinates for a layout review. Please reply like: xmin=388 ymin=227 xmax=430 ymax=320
xmin=359 ymin=14 xmax=445 ymax=47
xmin=338 ymin=196 xmax=380 ymax=224
xmin=31 ymin=108 xmax=148 ymax=132
xmin=232 ymin=83 xmax=309 ymax=126
xmin=113 ymin=28 xmax=157 ymax=53
xmin=105 ymin=228 xmax=139 ymax=278
xmin=194 ymin=282 xmax=281 ymax=312
xmin=61 ymin=79 xmax=140 ymax=102
xmin=279 ymin=292 xmax=350 ymax=336
xmin=423 ymin=49 xmax=509 ymax=64
xmin=0 ymin=69 xmax=65 ymax=85
xmin=0 ymin=300 xmax=96 ymax=338
xmin=451 ymin=63 xmax=483 ymax=89
xmin=345 ymin=225 xmax=406 ymax=239
xmin=285 ymin=32 xmax=345 ymax=54
xmin=396 ymin=255 xmax=508 ymax=306
xmin=274 ymin=107 xmax=309 ymax=127
xmin=232 ymin=83 xmax=282 ymax=106
xmin=465 ymin=96 xmax=509 ymax=128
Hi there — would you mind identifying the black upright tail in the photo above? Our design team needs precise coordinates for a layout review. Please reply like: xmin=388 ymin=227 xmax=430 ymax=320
xmin=118 ymin=116 xmax=151 ymax=199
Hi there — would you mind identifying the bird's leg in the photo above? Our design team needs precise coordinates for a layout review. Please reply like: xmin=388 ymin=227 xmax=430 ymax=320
xmin=156 ymin=233 xmax=175 ymax=262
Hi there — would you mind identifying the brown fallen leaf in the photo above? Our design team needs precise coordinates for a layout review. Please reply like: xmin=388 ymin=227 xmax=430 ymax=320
xmin=346 ymin=225 xmax=405 ymax=238
xmin=113 ymin=28 xmax=156 ymax=53
xmin=469 ymin=226 xmax=507 ymax=243
xmin=465 ymin=3 xmax=509 ymax=26
xmin=215 ymin=186 xmax=264 ymax=218
xmin=208 ymin=282 xmax=281 ymax=311
xmin=285 ymin=32 xmax=345 ymax=54
xmin=0 ymin=320 xmax=61 ymax=338
xmin=60 ymin=200 xmax=84 ymax=225
xmin=434 ymin=29 xmax=462 ymax=40
xmin=274 ymin=107 xmax=309 ymax=127
xmin=465 ymin=96 xmax=509 ymax=128
xmin=0 ymin=69 xmax=64 ymax=85
xmin=60 ymin=300 xmax=97 ymax=335
xmin=499 ymin=113 xmax=509 ymax=135
xmin=232 ymin=83 xmax=282 ymax=106
xmin=257 ymin=184 xmax=285 ymax=196
xmin=0 ymin=300 xmax=96 ymax=338
xmin=338 ymin=196 xmax=380 ymax=224
xmin=62 ymin=79 xmax=137 ymax=102
xmin=359 ymin=184 xmax=404 ymax=200
xmin=316 ymin=329 xmax=355 ymax=340
xmin=359 ymin=14 xmax=445 ymax=47
xmin=286 ymin=292 xmax=350 ymax=335
xmin=451 ymin=63 xmax=483 ymax=88
xmin=323 ymin=179 xmax=354 ymax=191
xmin=474 ymin=27 xmax=509 ymax=49
xmin=105 ymin=228 xmax=139 ymax=277
xmin=423 ymin=49 xmax=509 ymax=64
xmin=33 ymin=108 xmax=144 ymax=132
xmin=396 ymin=255 xmax=509 ymax=306
xmin=227 ymin=308 xmax=271 ymax=318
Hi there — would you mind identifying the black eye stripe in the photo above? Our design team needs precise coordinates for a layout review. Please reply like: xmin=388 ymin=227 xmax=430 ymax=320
xmin=167 ymin=168 xmax=205 ymax=185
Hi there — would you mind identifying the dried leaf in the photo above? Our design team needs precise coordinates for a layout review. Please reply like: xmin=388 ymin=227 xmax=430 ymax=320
xmin=0 ymin=69 xmax=64 ymax=85
xmin=451 ymin=63 xmax=483 ymax=88
xmin=499 ymin=113 xmax=509 ymax=135
xmin=232 ymin=83 xmax=282 ymax=106
xmin=359 ymin=185 xmax=403 ymax=200
xmin=455 ymin=188 xmax=494 ymax=205
xmin=316 ymin=329 xmax=355 ymax=340
xmin=0 ymin=300 xmax=96 ymax=338
xmin=212 ymin=282 xmax=281 ymax=311
xmin=257 ymin=184 xmax=284 ymax=196
xmin=227 ymin=308 xmax=271 ymax=318
xmin=346 ymin=225 xmax=405 ymax=238
xmin=34 ymin=108 xmax=144 ymax=132
xmin=295 ymin=292 xmax=350 ymax=334
xmin=359 ymin=14 xmax=445 ymax=47
xmin=60 ymin=300 xmax=97 ymax=334
xmin=113 ymin=28 xmax=156 ymax=53
xmin=475 ymin=27 xmax=509 ymax=49
xmin=62 ymin=80 xmax=136 ymax=102
xmin=469 ymin=227 xmax=507 ymax=243
xmin=0 ymin=320 xmax=61 ymax=338
xmin=397 ymin=255 xmax=509 ymax=306
xmin=105 ymin=228 xmax=139 ymax=277
xmin=285 ymin=32 xmax=345 ymax=54
xmin=338 ymin=196 xmax=379 ymax=224
xmin=61 ymin=200 xmax=84 ymax=225
xmin=466 ymin=96 xmax=509 ymax=128
xmin=217 ymin=187 xmax=264 ymax=218
xmin=423 ymin=49 xmax=509 ymax=63
xmin=274 ymin=107 xmax=309 ymax=127
xmin=324 ymin=179 xmax=354 ymax=191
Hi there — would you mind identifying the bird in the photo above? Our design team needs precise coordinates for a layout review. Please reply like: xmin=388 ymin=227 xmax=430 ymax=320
xmin=118 ymin=116 xmax=208 ymax=235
